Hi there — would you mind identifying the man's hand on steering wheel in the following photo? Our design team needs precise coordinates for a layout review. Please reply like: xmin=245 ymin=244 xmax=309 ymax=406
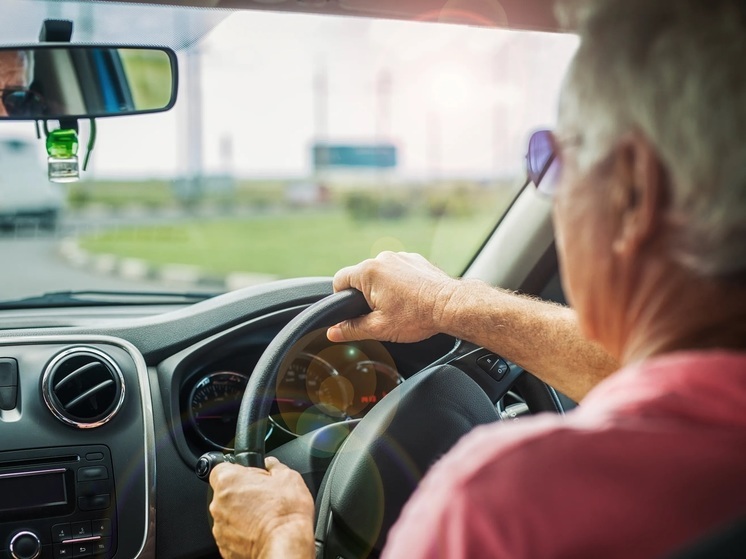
xmin=328 ymin=251 xmax=460 ymax=344
xmin=209 ymin=457 xmax=315 ymax=559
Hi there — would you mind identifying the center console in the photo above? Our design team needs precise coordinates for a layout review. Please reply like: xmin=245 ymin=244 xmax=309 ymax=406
xmin=0 ymin=446 xmax=116 ymax=559
xmin=0 ymin=337 xmax=154 ymax=559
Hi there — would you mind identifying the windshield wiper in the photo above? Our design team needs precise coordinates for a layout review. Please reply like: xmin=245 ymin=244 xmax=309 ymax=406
xmin=0 ymin=290 xmax=217 ymax=309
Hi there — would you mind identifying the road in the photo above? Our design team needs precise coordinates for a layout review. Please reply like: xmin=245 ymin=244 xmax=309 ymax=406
xmin=0 ymin=236 xmax=181 ymax=300
xmin=0 ymin=211 xmax=211 ymax=300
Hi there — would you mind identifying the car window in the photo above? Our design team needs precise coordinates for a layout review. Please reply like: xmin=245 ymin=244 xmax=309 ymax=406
xmin=0 ymin=5 xmax=577 ymax=302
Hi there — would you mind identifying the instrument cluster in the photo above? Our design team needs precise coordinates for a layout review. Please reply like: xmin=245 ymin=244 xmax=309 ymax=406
xmin=185 ymin=333 xmax=402 ymax=450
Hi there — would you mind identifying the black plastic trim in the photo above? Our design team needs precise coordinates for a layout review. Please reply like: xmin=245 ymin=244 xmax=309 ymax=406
xmin=0 ymin=278 xmax=335 ymax=362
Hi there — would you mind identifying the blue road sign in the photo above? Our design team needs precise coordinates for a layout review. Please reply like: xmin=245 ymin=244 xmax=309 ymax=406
xmin=313 ymin=144 xmax=397 ymax=169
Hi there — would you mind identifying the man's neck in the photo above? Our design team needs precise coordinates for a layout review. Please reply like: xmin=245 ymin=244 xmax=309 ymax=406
xmin=619 ymin=274 xmax=746 ymax=366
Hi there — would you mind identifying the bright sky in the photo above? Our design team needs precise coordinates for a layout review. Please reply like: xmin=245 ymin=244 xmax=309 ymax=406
xmin=1 ymin=8 xmax=579 ymax=180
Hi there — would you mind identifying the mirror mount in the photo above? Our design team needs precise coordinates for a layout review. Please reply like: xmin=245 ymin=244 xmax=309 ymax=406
xmin=37 ymin=20 xmax=85 ymax=182
xmin=37 ymin=20 xmax=82 ymax=182
xmin=35 ymin=20 xmax=96 ymax=183
xmin=39 ymin=20 xmax=73 ymax=43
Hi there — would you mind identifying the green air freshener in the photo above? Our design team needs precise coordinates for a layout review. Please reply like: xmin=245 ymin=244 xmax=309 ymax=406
xmin=46 ymin=128 xmax=79 ymax=182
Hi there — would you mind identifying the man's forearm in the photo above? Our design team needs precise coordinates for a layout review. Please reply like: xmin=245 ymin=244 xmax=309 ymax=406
xmin=439 ymin=279 xmax=619 ymax=402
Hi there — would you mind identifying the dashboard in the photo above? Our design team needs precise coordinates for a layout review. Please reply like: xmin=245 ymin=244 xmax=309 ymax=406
xmin=0 ymin=278 xmax=460 ymax=559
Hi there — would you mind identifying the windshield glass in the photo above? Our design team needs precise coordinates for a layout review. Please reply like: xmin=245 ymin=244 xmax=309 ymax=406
xmin=0 ymin=3 xmax=577 ymax=302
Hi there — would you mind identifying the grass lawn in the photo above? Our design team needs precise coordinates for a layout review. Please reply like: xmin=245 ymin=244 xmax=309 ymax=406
xmin=79 ymin=209 xmax=502 ymax=278
xmin=67 ymin=179 xmax=287 ymax=209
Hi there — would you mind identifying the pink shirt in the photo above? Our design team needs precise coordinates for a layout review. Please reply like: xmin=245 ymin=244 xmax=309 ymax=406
xmin=382 ymin=351 xmax=746 ymax=558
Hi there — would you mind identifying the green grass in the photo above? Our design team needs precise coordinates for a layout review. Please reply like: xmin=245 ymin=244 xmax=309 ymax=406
xmin=79 ymin=209 xmax=503 ymax=278
xmin=67 ymin=179 xmax=288 ymax=210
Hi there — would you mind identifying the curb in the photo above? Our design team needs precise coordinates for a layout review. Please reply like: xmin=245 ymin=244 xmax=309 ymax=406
xmin=58 ymin=237 xmax=277 ymax=292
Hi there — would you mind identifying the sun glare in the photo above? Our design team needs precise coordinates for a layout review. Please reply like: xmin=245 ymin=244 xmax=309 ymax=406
xmin=429 ymin=69 xmax=474 ymax=110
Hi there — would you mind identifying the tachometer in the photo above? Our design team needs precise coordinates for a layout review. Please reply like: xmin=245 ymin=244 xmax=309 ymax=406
xmin=275 ymin=352 xmax=342 ymax=436
xmin=275 ymin=345 xmax=403 ymax=436
xmin=189 ymin=371 xmax=249 ymax=450
xmin=343 ymin=359 xmax=401 ymax=416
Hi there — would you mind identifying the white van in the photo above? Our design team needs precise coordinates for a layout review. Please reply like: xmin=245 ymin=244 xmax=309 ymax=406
xmin=0 ymin=138 xmax=64 ymax=230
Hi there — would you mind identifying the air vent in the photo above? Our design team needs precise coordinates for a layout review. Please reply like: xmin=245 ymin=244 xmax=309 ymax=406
xmin=42 ymin=347 xmax=125 ymax=429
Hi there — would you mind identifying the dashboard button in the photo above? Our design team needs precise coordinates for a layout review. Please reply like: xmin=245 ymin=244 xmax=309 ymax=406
xmin=85 ymin=452 xmax=104 ymax=461
xmin=92 ymin=520 xmax=111 ymax=537
xmin=0 ymin=358 xmax=18 ymax=386
xmin=78 ymin=466 xmax=108 ymax=482
xmin=52 ymin=523 xmax=71 ymax=542
xmin=71 ymin=521 xmax=91 ymax=538
xmin=54 ymin=544 xmax=73 ymax=559
xmin=79 ymin=494 xmax=111 ymax=511
xmin=92 ymin=538 xmax=111 ymax=555
xmin=9 ymin=532 xmax=41 ymax=559
xmin=72 ymin=542 xmax=93 ymax=558
xmin=0 ymin=386 xmax=17 ymax=410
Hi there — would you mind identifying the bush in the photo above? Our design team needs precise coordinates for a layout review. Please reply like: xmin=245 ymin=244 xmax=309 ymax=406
xmin=67 ymin=185 xmax=91 ymax=209
xmin=344 ymin=192 xmax=411 ymax=221
xmin=424 ymin=186 xmax=477 ymax=219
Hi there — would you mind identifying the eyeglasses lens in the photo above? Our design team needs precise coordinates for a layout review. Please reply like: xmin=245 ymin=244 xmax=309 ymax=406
xmin=1 ymin=90 xmax=42 ymax=117
xmin=527 ymin=130 xmax=559 ymax=196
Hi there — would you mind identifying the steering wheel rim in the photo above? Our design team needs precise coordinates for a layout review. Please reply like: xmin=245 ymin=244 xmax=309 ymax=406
xmin=233 ymin=289 xmax=371 ymax=467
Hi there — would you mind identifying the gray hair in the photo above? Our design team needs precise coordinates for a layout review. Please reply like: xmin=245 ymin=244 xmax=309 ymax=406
xmin=556 ymin=0 xmax=746 ymax=279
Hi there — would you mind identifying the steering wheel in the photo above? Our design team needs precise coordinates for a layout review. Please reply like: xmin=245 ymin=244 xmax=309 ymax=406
xmin=196 ymin=289 xmax=564 ymax=558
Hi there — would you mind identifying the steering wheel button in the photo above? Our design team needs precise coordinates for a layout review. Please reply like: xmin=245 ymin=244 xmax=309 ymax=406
xmin=489 ymin=359 xmax=510 ymax=380
xmin=476 ymin=354 xmax=498 ymax=373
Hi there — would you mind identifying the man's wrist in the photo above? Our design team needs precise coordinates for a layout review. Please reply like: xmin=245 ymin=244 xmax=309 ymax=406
xmin=432 ymin=278 xmax=474 ymax=337
xmin=259 ymin=518 xmax=315 ymax=559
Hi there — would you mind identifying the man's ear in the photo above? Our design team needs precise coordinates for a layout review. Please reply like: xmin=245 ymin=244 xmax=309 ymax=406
xmin=611 ymin=133 xmax=668 ymax=258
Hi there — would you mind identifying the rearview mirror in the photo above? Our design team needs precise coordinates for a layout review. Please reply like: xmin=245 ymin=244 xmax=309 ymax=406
xmin=0 ymin=45 xmax=177 ymax=120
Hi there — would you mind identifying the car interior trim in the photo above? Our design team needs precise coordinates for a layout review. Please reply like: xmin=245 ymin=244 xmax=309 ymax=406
xmin=0 ymin=277 xmax=334 ymax=361
xmin=0 ymin=334 xmax=156 ymax=559
xmin=40 ymin=345 xmax=127 ymax=430
xmin=465 ymin=185 xmax=554 ymax=290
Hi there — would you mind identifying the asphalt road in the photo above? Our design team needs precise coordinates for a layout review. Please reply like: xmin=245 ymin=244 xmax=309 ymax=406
xmin=0 ymin=235 xmax=180 ymax=300
xmin=0 ymin=212 xmax=196 ymax=300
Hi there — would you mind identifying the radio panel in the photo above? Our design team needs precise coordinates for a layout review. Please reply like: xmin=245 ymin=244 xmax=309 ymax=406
xmin=0 ymin=445 xmax=117 ymax=559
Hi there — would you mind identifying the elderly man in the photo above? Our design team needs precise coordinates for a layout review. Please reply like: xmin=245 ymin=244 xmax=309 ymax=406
xmin=0 ymin=49 xmax=38 ymax=117
xmin=209 ymin=0 xmax=746 ymax=557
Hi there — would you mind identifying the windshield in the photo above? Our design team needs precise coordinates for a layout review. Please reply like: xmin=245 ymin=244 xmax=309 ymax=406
xmin=0 ymin=3 xmax=577 ymax=303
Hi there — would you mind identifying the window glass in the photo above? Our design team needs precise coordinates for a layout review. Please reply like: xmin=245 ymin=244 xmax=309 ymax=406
xmin=0 ymin=6 xmax=578 ymax=301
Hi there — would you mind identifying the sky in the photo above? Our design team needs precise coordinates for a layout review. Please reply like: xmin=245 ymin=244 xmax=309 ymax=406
xmin=0 ymin=3 xmax=579 ymax=181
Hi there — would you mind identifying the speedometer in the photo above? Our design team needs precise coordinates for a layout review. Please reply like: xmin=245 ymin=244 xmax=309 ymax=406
xmin=275 ymin=344 xmax=403 ymax=436
xmin=189 ymin=371 xmax=249 ymax=450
